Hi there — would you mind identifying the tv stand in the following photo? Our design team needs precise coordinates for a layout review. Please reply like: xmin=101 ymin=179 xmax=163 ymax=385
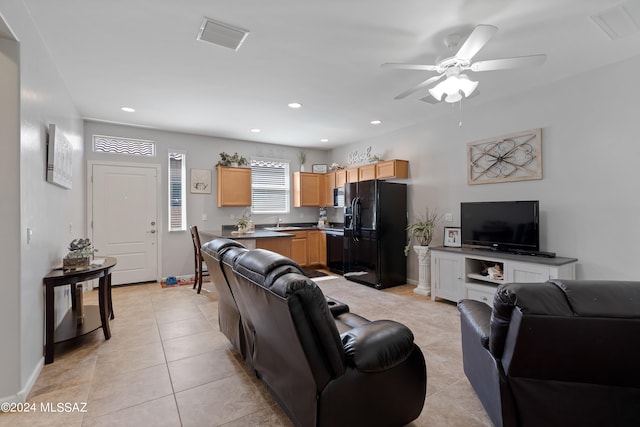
xmin=430 ymin=247 xmax=577 ymax=306
xmin=508 ymin=248 xmax=556 ymax=258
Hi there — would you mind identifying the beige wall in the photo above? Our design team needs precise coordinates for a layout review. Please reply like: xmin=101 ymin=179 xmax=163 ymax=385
xmin=331 ymin=54 xmax=640 ymax=283
xmin=1 ymin=1 xmax=84 ymax=402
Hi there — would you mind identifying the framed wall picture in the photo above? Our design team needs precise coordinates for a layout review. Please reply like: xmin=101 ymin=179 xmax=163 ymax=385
xmin=312 ymin=164 xmax=328 ymax=174
xmin=46 ymin=124 xmax=73 ymax=189
xmin=444 ymin=227 xmax=462 ymax=247
xmin=190 ymin=168 xmax=212 ymax=194
xmin=467 ymin=128 xmax=542 ymax=185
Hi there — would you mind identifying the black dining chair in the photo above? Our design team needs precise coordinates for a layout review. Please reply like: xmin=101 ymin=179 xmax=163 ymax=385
xmin=189 ymin=225 xmax=210 ymax=293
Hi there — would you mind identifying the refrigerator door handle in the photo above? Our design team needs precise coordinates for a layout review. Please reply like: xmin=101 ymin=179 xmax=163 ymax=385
xmin=352 ymin=197 xmax=360 ymax=241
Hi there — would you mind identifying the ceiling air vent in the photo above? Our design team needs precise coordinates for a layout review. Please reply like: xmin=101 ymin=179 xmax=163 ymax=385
xmin=196 ymin=17 xmax=249 ymax=51
xmin=590 ymin=2 xmax=640 ymax=40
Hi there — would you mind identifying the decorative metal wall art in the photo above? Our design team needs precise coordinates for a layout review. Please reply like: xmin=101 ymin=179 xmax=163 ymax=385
xmin=467 ymin=128 xmax=542 ymax=185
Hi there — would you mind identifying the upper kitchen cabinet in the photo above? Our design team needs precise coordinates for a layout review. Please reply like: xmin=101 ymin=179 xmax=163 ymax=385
xmin=346 ymin=167 xmax=359 ymax=183
xmin=293 ymin=172 xmax=321 ymax=207
xmin=217 ymin=166 xmax=251 ymax=207
xmin=335 ymin=170 xmax=347 ymax=188
xmin=376 ymin=160 xmax=408 ymax=180
xmin=358 ymin=164 xmax=376 ymax=181
xmin=322 ymin=172 xmax=334 ymax=207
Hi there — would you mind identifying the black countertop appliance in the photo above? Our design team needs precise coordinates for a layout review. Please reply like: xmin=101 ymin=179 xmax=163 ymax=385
xmin=344 ymin=180 xmax=407 ymax=289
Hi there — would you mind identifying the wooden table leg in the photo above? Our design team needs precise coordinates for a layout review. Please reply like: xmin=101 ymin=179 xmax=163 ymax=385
xmin=45 ymin=283 xmax=55 ymax=364
xmin=107 ymin=271 xmax=114 ymax=320
xmin=98 ymin=274 xmax=111 ymax=340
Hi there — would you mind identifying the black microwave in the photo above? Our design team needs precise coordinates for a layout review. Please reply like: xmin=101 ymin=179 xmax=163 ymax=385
xmin=333 ymin=187 xmax=345 ymax=207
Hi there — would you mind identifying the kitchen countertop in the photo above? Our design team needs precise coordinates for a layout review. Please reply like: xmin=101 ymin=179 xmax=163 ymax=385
xmin=200 ymin=223 xmax=345 ymax=241
xmin=199 ymin=229 xmax=295 ymax=240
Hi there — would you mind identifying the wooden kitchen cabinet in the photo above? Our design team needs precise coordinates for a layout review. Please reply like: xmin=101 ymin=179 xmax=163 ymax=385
xmin=256 ymin=237 xmax=292 ymax=258
xmin=281 ymin=229 xmax=324 ymax=267
xmin=375 ymin=159 xmax=408 ymax=179
xmin=217 ymin=166 xmax=251 ymax=207
xmin=293 ymin=172 xmax=321 ymax=207
xmin=358 ymin=164 xmax=376 ymax=181
xmin=335 ymin=170 xmax=347 ymax=188
xmin=321 ymin=172 xmax=335 ymax=207
xmin=346 ymin=167 xmax=359 ymax=183
xmin=289 ymin=231 xmax=308 ymax=266
xmin=307 ymin=230 xmax=322 ymax=266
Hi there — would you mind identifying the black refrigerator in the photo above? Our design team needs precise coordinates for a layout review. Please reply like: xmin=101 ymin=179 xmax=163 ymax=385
xmin=343 ymin=180 xmax=407 ymax=289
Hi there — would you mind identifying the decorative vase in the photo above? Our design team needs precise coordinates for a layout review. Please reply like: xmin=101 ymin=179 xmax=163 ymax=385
xmin=230 ymin=162 xmax=239 ymax=168
xmin=300 ymin=164 xmax=306 ymax=172
xmin=237 ymin=224 xmax=248 ymax=234
xmin=413 ymin=245 xmax=431 ymax=296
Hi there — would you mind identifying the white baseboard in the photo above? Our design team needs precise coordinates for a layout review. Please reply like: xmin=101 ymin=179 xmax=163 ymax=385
xmin=0 ymin=357 xmax=43 ymax=404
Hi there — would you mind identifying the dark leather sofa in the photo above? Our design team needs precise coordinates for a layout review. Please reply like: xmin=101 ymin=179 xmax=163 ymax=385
xmin=201 ymin=238 xmax=427 ymax=427
xmin=458 ymin=280 xmax=640 ymax=427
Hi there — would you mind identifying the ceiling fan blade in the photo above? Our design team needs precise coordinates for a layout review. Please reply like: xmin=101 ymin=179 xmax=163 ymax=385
xmin=470 ymin=54 xmax=547 ymax=72
xmin=382 ymin=63 xmax=439 ymax=71
xmin=456 ymin=24 xmax=498 ymax=60
xmin=394 ymin=74 xmax=444 ymax=100
xmin=419 ymin=95 xmax=440 ymax=104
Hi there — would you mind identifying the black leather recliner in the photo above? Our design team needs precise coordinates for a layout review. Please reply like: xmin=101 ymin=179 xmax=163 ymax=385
xmin=458 ymin=280 xmax=640 ymax=427
xmin=201 ymin=239 xmax=427 ymax=427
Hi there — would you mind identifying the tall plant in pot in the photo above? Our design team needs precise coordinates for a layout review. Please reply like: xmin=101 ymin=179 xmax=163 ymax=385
xmin=404 ymin=208 xmax=440 ymax=255
xmin=405 ymin=208 xmax=441 ymax=296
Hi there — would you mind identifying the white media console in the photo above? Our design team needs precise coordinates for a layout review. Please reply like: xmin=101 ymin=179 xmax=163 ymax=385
xmin=430 ymin=246 xmax=578 ymax=305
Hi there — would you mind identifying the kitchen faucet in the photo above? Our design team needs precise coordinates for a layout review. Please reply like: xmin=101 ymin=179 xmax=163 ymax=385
xmin=276 ymin=217 xmax=283 ymax=227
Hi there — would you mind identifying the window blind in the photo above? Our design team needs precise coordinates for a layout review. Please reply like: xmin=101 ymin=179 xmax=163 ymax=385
xmin=251 ymin=159 xmax=289 ymax=214
xmin=168 ymin=152 xmax=186 ymax=231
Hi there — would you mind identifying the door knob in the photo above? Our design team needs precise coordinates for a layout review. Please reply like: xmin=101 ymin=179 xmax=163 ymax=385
xmin=151 ymin=221 xmax=156 ymax=226
xmin=149 ymin=230 xmax=156 ymax=234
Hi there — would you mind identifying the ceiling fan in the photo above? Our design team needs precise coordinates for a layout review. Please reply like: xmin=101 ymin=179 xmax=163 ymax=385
xmin=382 ymin=25 xmax=546 ymax=104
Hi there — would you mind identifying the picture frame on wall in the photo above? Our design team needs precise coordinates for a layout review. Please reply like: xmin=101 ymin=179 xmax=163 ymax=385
xmin=46 ymin=124 xmax=73 ymax=189
xmin=312 ymin=164 xmax=328 ymax=174
xmin=444 ymin=227 xmax=462 ymax=247
xmin=190 ymin=168 xmax=212 ymax=194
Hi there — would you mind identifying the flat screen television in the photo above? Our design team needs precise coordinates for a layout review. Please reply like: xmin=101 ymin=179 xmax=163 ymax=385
xmin=461 ymin=201 xmax=539 ymax=252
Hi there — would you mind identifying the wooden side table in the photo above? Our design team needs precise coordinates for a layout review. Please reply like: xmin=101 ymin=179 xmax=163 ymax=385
xmin=43 ymin=257 xmax=117 ymax=364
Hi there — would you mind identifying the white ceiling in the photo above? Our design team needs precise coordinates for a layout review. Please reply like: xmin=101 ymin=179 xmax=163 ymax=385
xmin=21 ymin=0 xmax=640 ymax=149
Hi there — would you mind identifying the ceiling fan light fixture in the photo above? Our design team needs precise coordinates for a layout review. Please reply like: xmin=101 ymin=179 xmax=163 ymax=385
xmin=445 ymin=92 xmax=463 ymax=103
xmin=428 ymin=73 xmax=478 ymax=103
xmin=457 ymin=74 xmax=479 ymax=97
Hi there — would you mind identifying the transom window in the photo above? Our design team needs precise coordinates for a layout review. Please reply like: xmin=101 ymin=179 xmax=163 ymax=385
xmin=93 ymin=135 xmax=155 ymax=157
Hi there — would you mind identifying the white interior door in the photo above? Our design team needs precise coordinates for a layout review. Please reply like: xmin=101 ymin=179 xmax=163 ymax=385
xmin=91 ymin=163 xmax=159 ymax=285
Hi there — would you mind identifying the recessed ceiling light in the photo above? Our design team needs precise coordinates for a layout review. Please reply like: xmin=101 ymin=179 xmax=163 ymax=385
xmin=121 ymin=107 xmax=135 ymax=112
xmin=288 ymin=102 xmax=302 ymax=109
xmin=370 ymin=120 xmax=382 ymax=125
xmin=250 ymin=128 xmax=261 ymax=133
xmin=320 ymin=138 xmax=329 ymax=142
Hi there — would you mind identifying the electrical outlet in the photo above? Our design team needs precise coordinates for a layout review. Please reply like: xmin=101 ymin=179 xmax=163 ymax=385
xmin=444 ymin=213 xmax=453 ymax=222
xmin=202 ymin=213 xmax=208 ymax=221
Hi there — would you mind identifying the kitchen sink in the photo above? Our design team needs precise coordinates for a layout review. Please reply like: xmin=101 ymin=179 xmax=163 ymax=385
xmin=264 ymin=226 xmax=303 ymax=231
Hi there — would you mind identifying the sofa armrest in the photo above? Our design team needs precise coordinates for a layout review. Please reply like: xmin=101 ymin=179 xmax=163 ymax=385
xmin=340 ymin=320 xmax=415 ymax=373
xmin=325 ymin=295 xmax=350 ymax=317
xmin=458 ymin=300 xmax=491 ymax=349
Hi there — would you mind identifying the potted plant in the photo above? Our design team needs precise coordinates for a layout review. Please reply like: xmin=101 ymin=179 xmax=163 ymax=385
xmin=217 ymin=152 xmax=248 ymax=167
xmin=404 ymin=208 xmax=440 ymax=255
xmin=405 ymin=208 xmax=441 ymax=297
xmin=298 ymin=150 xmax=307 ymax=172
xmin=236 ymin=208 xmax=252 ymax=233
xmin=63 ymin=238 xmax=98 ymax=270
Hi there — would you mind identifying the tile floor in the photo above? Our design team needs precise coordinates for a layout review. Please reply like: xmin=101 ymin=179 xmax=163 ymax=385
xmin=0 ymin=275 xmax=492 ymax=427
